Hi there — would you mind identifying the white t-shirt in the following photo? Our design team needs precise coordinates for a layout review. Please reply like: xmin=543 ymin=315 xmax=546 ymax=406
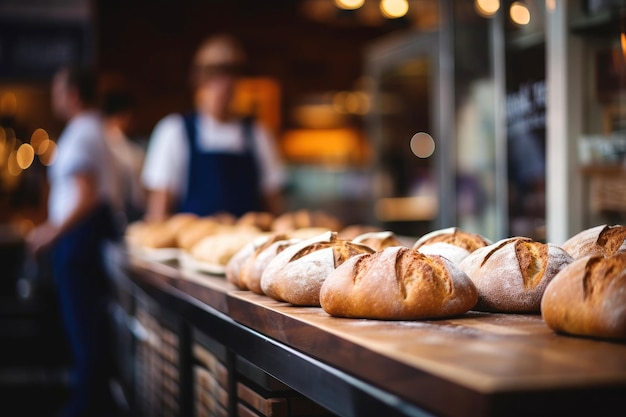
xmin=48 ymin=111 xmax=116 ymax=226
xmin=141 ymin=113 xmax=285 ymax=199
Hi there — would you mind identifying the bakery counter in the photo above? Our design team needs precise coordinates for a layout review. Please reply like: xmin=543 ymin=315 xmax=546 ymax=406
xmin=107 ymin=245 xmax=626 ymax=417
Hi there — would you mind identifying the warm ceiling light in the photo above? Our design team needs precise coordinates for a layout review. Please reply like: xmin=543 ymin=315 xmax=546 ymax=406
xmin=474 ymin=0 xmax=500 ymax=17
xmin=380 ymin=0 xmax=409 ymax=19
xmin=335 ymin=0 xmax=365 ymax=10
xmin=30 ymin=128 xmax=49 ymax=153
xmin=510 ymin=2 xmax=530 ymax=25
xmin=16 ymin=143 xmax=34 ymax=169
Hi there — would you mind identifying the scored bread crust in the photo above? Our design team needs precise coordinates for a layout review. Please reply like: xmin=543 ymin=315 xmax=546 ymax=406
xmin=351 ymin=231 xmax=405 ymax=252
xmin=416 ymin=242 xmax=471 ymax=265
xmin=541 ymin=253 xmax=626 ymax=340
xmin=260 ymin=231 xmax=374 ymax=306
xmin=412 ymin=227 xmax=492 ymax=253
xmin=319 ymin=246 xmax=477 ymax=320
xmin=458 ymin=237 xmax=573 ymax=313
xmin=561 ymin=224 xmax=626 ymax=260
xmin=226 ymin=233 xmax=285 ymax=289
xmin=242 ymin=237 xmax=301 ymax=295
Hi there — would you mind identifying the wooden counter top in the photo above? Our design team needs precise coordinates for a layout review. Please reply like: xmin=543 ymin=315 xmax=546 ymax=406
xmin=125 ymin=252 xmax=626 ymax=417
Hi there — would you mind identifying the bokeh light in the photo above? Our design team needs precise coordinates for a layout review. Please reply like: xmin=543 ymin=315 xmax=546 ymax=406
xmin=31 ymin=128 xmax=49 ymax=153
xmin=39 ymin=140 xmax=58 ymax=166
xmin=410 ymin=132 xmax=435 ymax=158
xmin=475 ymin=0 xmax=500 ymax=17
xmin=510 ymin=2 xmax=530 ymax=25
xmin=380 ymin=0 xmax=409 ymax=19
xmin=335 ymin=0 xmax=365 ymax=10
xmin=17 ymin=143 xmax=35 ymax=169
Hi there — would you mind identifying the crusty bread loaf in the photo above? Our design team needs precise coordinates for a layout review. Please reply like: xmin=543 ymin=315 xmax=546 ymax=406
xmin=413 ymin=227 xmax=492 ymax=253
xmin=338 ymin=224 xmax=383 ymax=240
xmin=176 ymin=217 xmax=224 ymax=251
xmin=237 ymin=211 xmax=275 ymax=232
xmin=260 ymin=231 xmax=374 ymax=306
xmin=541 ymin=253 xmax=626 ymax=340
xmin=226 ymin=234 xmax=284 ymax=289
xmin=190 ymin=231 xmax=265 ymax=266
xmin=416 ymin=242 xmax=471 ymax=265
xmin=320 ymin=246 xmax=477 ymax=320
xmin=351 ymin=231 xmax=405 ymax=251
xmin=458 ymin=237 xmax=573 ymax=313
xmin=242 ymin=237 xmax=301 ymax=294
xmin=131 ymin=221 xmax=178 ymax=249
xmin=271 ymin=210 xmax=343 ymax=233
xmin=561 ymin=224 xmax=626 ymax=260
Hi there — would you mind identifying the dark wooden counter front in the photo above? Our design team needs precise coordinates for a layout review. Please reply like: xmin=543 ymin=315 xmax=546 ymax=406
xmin=117 ymin=250 xmax=626 ymax=417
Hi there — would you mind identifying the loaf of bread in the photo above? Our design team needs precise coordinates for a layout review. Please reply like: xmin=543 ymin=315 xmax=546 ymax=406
xmin=242 ymin=237 xmax=301 ymax=294
xmin=190 ymin=230 xmax=265 ymax=267
xmin=176 ymin=217 xmax=224 ymax=251
xmin=320 ymin=246 xmax=477 ymax=320
xmin=413 ymin=227 xmax=491 ymax=252
xmin=226 ymin=233 xmax=292 ymax=290
xmin=458 ymin=237 xmax=573 ymax=313
xmin=561 ymin=224 xmax=626 ymax=260
xmin=541 ymin=253 xmax=626 ymax=340
xmin=225 ymin=234 xmax=281 ymax=289
xmin=351 ymin=231 xmax=405 ymax=251
xmin=260 ymin=231 xmax=374 ymax=306
xmin=237 ymin=211 xmax=275 ymax=232
xmin=272 ymin=210 xmax=343 ymax=233
xmin=416 ymin=242 xmax=472 ymax=265
xmin=338 ymin=224 xmax=383 ymax=240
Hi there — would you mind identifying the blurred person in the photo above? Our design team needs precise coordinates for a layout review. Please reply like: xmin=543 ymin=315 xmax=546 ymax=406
xmin=141 ymin=34 xmax=285 ymax=221
xmin=27 ymin=66 xmax=120 ymax=417
xmin=102 ymin=89 xmax=145 ymax=223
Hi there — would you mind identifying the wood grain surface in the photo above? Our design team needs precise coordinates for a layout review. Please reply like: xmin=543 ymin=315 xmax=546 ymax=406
xmin=128 ymin=254 xmax=626 ymax=417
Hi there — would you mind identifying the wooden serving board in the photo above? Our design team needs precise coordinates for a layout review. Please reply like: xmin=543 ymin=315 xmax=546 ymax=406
xmin=227 ymin=291 xmax=626 ymax=417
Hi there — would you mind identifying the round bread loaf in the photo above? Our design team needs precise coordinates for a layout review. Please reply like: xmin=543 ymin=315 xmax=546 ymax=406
xmin=176 ymin=217 xmax=224 ymax=251
xmin=416 ymin=242 xmax=471 ymax=265
xmin=136 ymin=221 xmax=178 ymax=248
xmin=260 ymin=231 xmax=374 ymax=306
xmin=190 ymin=231 xmax=264 ymax=266
xmin=338 ymin=224 xmax=383 ymax=240
xmin=458 ymin=237 xmax=573 ymax=313
xmin=237 ymin=211 xmax=275 ymax=231
xmin=225 ymin=233 xmax=285 ymax=289
xmin=413 ymin=227 xmax=492 ymax=253
xmin=320 ymin=246 xmax=478 ymax=320
xmin=561 ymin=224 xmax=626 ymax=260
xmin=351 ymin=231 xmax=405 ymax=252
xmin=541 ymin=253 xmax=626 ymax=340
xmin=242 ymin=237 xmax=301 ymax=294
xmin=272 ymin=210 xmax=343 ymax=233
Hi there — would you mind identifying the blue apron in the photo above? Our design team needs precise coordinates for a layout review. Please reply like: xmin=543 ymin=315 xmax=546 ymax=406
xmin=52 ymin=203 xmax=120 ymax=417
xmin=179 ymin=112 xmax=262 ymax=217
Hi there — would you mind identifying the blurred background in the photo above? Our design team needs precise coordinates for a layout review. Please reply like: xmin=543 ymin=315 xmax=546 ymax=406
xmin=0 ymin=0 xmax=624 ymax=414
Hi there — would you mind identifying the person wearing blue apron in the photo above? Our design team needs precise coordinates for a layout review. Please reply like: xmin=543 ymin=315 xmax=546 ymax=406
xmin=28 ymin=66 xmax=121 ymax=417
xmin=141 ymin=34 xmax=286 ymax=222
xmin=179 ymin=112 xmax=262 ymax=217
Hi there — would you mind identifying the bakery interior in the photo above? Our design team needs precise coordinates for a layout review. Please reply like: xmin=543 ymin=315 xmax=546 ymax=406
xmin=1 ymin=0 xmax=626 ymax=416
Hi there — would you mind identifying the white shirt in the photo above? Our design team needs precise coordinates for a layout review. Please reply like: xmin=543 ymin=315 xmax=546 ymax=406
xmin=48 ymin=111 xmax=116 ymax=226
xmin=141 ymin=113 xmax=285 ymax=199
